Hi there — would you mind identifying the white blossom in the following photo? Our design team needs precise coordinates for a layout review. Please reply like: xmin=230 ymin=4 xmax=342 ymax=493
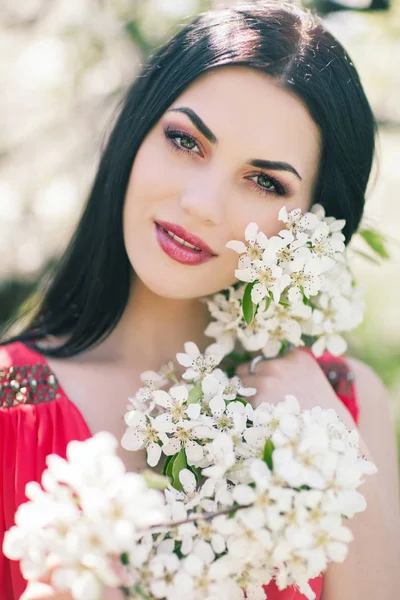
xmin=121 ymin=411 xmax=172 ymax=467
xmin=226 ymin=222 xmax=269 ymax=268
xmin=176 ymin=342 xmax=223 ymax=382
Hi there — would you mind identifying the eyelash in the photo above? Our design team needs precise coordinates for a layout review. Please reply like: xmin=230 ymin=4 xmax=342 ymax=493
xmin=163 ymin=125 xmax=290 ymax=197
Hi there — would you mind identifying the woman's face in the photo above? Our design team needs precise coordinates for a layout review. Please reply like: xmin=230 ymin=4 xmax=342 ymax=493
xmin=123 ymin=66 xmax=321 ymax=299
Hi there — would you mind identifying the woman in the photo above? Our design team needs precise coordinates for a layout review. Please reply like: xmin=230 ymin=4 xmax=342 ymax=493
xmin=1 ymin=2 xmax=399 ymax=599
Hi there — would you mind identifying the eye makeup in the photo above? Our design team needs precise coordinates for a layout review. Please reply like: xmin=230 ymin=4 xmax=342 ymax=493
xmin=163 ymin=124 xmax=293 ymax=197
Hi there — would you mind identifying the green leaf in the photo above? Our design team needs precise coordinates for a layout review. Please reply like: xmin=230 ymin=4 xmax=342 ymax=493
xmin=171 ymin=449 xmax=187 ymax=491
xmin=264 ymin=295 xmax=272 ymax=311
xmin=133 ymin=584 xmax=152 ymax=600
xmin=165 ymin=455 xmax=175 ymax=482
xmin=278 ymin=299 xmax=291 ymax=307
xmin=278 ymin=340 xmax=292 ymax=357
xmin=163 ymin=454 xmax=173 ymax=477
xmin=174 ymin=540 xmax=184 ymax=559
xmin=142 ymin=470 xmax=170 ymax=490
xmin=226 ymin=351 xmax=250 ymax=364
xmin=359 ymin=228 xmax=390 ymax=259
xmin=228 ymin=501 xmax=239 ymax=519
xmin=242 ymin=282 xmax=257 ymax=324
xmin=187 ymin=385 xmax=203 ymax=404
xmin=263 ymin=439 xmax=275 ymax=470
xmin=351 ymin=248 xmax=381 ymax=266
xmin=187 ymin=465 xmax=200 ymax=484
xmin=228 ymin=396 xmax=248 ymax=406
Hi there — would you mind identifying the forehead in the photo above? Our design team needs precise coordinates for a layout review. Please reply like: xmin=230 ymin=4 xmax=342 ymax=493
xmin=169 ymin=66 xmax=321 ymax=176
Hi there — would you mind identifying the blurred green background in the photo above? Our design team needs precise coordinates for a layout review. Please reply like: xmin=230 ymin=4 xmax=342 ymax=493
xmin=0 ymin=0 xmax=399 ymax=461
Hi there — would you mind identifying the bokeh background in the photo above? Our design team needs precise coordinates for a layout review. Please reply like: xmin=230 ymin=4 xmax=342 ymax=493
xmin=1 ymin=0 xmax=399 ymax=461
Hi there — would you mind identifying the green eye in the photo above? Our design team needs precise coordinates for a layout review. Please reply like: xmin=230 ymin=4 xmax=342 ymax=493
xmin=180 ymin=135 xmax=196 ymax=150
xmin=258 ymin=175 xmax=275 ymax=189
xmin=164 ymin=126 xmax=203 ymax=157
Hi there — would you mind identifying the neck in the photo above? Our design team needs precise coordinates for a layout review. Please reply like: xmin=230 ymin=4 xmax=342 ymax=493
xmin=86 ymin=275 xmax=213 ymax=371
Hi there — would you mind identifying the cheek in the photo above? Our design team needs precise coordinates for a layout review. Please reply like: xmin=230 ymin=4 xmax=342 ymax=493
xmin=230 ymin=201 xmax=284 ymax=241
xmin=228 ymin=190 xmax=313 ymax=245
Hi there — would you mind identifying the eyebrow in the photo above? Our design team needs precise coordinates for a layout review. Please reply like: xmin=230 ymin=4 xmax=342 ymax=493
xmin=167 ymin=106 xmax=303 ymax=181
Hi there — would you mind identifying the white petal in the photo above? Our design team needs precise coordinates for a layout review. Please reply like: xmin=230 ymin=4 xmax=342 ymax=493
xmin=327 ymin=541 xmax=348 ymax=563
xmin=263 ymin=339 xmax=281 ymax=358
xmin=245 ymin=222 xmax=259 ymax=243
xmin=147 ymin=443 xmax=162 ymax=467
xmin=176 ymin=353 xmax=193 ymax=367
xmin=184 ymin=341 xmax=200 ymax=358
xmin=232 ymin=484 xmax=256 ymax=505
xmin=70 ymin=571 xmax=103 ymax=600
xmin=153 ymin=390 xmax=172 ymax=408
xmin=226 ymin=240 xmax=247 ymax=254
xmin=329 ymin=219 xmax=346 ymax=232
xmin=171 ymin=386 xmax=189 ymax=404
xmin=163 ymin=438 xmax=182 ymax=456
xmin=186 ymin=403 xmax=201 ymax=420
xmin=124 ymin=410 xmax=146 ymax=428
xmin=184 ymin=554 xmax=203 ymax=576
xmin=271 ymin=283 xmax=283 ymax=304
xmin=211 ymin=534 xmax=226 ymax=554
xmin=154 ymin=415 xmax=176 ymax=433
xmin=209 ymin=395 xmax=226 ymax=417
xmin=202 ymin=374 xmax=221 ymax=396
xmin=141 ymin=370 xmax=164 ymax=383
xmin=311 ymin=337 xmax=326 ymax=358
xmin=251 ymin=283 xmax=267 ymax=304
xmin=179 ymin=469 xmax=197 ymax=494
xmin=120 ymin=428 xmax=145 ymax=451
xmin=182 ymin=368 xmax=198 ymax=380
xmin=151 ymin=580 xmax=167 ymax=598
xmin=185 ymin=441 xmax=204 ymax=463
xmin=278 ymin=206 xmax=289 ymax=223
xmin=326 ymin=335 xmax=347 ymax=356
xmin=288 ymin=286 xmax=303 ymax=305
xmin=235 ymin=268 xmax=257 ymax=283
xmin=193 ymin=539 xmax=215 ymax=564
xmin=257 ymin=231 xmax=269 ymax=249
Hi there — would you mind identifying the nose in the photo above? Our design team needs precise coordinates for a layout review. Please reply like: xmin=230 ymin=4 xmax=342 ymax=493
xmin=179 ymin=173 xmax=225 ymax=226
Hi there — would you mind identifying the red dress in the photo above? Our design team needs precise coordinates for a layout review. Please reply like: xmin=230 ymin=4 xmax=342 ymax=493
xmin=0 ymin=341 xmax=359 ymax=600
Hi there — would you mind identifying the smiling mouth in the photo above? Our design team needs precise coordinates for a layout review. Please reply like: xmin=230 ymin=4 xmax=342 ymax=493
xmin=154 ymin=222 xmax=217 ymax=266
xmin=161 ymin=225 xmax=202 ymax=252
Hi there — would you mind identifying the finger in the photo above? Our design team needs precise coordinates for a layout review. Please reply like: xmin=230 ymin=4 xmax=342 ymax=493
xmin=21 ymin=580 xmax=70 ymax=599
xmin=36 ymin=562 xmax=57 ymax=585
xmin=103 ymin=587 xmax=126 ymax=600
xmin=236 ymin=358 xmax=274 ymax=379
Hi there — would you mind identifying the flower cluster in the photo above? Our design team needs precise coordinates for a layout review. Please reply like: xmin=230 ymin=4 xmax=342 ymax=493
xmin=121 ymin=341 xmax=255 ymax=469
xmin=3 ymin=432 xmax=168 ymax=600
xmin=119 ymin=344 xmax=376 ymax=600
xmin=4 ymin=376 xmax=377 ymax=600
xmin=204 ymin=205 xmax=364 ymax=359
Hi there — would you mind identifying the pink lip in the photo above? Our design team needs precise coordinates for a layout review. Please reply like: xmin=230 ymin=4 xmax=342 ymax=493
xmin=155 ymin=221 xmax=217 ymax=266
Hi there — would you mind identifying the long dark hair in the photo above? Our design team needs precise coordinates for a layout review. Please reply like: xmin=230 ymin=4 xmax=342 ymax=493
xmin=1 ymin=0 xmax=377 ymax=358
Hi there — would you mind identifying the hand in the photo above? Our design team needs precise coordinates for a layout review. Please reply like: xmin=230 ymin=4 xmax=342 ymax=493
xmin=236 ymin=348 xmax=357 ymax=430
xmin=20 ymin=580 xmax=125 ymax=600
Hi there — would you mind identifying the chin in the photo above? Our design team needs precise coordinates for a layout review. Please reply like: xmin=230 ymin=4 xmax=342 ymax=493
xmin=130 ymin=261 xmax=227 ymax=301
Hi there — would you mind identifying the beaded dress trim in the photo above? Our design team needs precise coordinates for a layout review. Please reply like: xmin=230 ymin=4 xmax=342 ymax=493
xmin=318 ymin=359 xmax=355 ymax=397
xmin=0 ymin=363 xmax=60 ymax=408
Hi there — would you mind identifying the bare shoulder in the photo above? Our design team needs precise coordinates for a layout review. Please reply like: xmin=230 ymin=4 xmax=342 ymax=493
xmin=346 ymin=355 xmax=386 ymax=398
xmin=345 ymin=356 xmax=397 ymax=433
xmin=346 ymin=355 xmax=394 ymax=438
xmin=346 ymin=355 xmax=400 ymax=528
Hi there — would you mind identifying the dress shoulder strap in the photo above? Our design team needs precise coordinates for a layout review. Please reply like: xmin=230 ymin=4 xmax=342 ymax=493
xmin=315 ymin=351 xmax=359 ymax=426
